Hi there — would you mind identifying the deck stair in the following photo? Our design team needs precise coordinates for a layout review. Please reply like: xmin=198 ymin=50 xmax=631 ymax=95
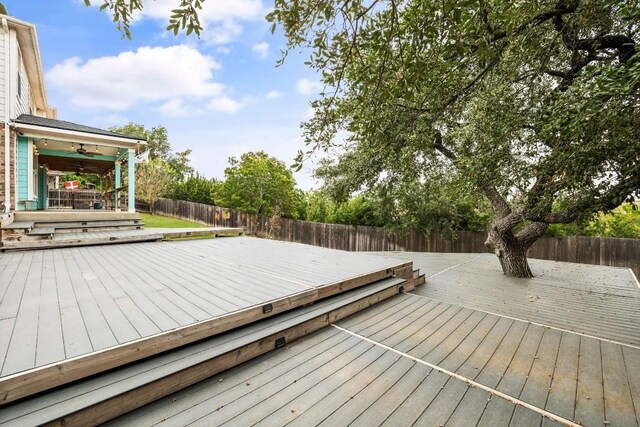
xmin=1 ymin=213 xmax=147 ymax=249
xmin=0 ymin=273 xmax=419 ymax=426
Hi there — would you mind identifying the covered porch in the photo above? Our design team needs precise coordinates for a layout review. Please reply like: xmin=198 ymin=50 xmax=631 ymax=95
xmin=11 ymin=114 xmax=146 ymax=213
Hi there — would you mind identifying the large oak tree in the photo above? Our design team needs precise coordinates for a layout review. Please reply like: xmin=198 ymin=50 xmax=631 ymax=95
xmin=267 ymin=0 xmax=640 ymax=277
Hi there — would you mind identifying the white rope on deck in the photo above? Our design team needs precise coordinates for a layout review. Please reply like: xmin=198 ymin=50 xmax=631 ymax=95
xmin=427 ymin=253 xmax=485 ymax=279
xmin=331 ymin=323 xmax=581 ymax=427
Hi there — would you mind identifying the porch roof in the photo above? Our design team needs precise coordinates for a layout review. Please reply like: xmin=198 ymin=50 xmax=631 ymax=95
xmin=12 ymin=115 xmax=146 ymax=149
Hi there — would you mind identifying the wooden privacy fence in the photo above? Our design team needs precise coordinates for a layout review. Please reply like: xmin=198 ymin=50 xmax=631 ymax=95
xmin=140 ymin=198 xmax=640 ymax=278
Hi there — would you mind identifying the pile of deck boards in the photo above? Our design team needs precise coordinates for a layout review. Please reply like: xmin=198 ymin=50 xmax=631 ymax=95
xmin=0 ymin=237 xmax=424 ymax=426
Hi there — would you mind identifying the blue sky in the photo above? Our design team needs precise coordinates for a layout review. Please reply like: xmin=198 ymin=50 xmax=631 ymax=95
xmin=5 ymin=0 xmax=324 ymax=189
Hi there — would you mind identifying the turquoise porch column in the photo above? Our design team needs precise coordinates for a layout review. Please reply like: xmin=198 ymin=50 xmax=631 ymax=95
xmin=114 ymin=161 xmax=121 ymax=211
xmin=128 ymin=149 xmax=135 ymax=212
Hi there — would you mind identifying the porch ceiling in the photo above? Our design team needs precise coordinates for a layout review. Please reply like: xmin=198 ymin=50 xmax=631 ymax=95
xmin=38 ymin=155 xmax=114 ymax=175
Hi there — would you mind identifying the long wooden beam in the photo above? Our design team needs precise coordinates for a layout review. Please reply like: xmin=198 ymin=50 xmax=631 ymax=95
xmin=0 ymin=262 xmax=410 ymax=404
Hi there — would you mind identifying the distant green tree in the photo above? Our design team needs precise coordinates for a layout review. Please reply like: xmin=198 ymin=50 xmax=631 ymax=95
xmin=548 ymin=204 xmax=640 ymax=238
xmin=109 ymin=123 xmax=194 ymax=181
xmin=172 ymin=173 xmax=222 ymax=205
xmin=110 ymin=123 xmax=171 ymax=161
xmin=218 ymin=151 xmax=299 ymax=218
xmin=135 ymin=159 xmax=173 ymax=213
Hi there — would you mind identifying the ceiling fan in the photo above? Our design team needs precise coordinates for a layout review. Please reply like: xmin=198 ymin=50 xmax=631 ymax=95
xmin=75 ymin=143 xmax=95 ymax=156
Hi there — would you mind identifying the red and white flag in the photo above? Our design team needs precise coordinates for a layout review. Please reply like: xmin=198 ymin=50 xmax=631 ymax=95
xmin=64 ymin=181 xmax=79 ymax=190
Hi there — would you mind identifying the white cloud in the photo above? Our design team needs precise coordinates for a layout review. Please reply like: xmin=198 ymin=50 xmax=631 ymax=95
xmin=305 ymin=106 xmax=316 ymax=119
xmin=251 ymin=42 xmax=269 ymax=59
xmin=208 ymin=96 xmax=244 ymax=113
xmin=296 ymin=78 xmax=322 ymax=96
xmin=99 ymin=114 xmax=129 ymax=126
xmin=266 ymin=90 xmax=282 ymax=100
xmin=201 ymin=19 xmax=243 ymax=45
xmin=158 ymin=98 xmax=199 ymax=117
xmin=47 ymin=45 xmax=223 ymax=110
xmin=138 ymin=0 xmax=264 ymax=22
xmin=132 ymin=0 xmax=265 ymax=45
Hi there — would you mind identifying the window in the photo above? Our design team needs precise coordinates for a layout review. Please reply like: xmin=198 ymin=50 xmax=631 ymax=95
xmin=17 ymin=72 xmax=21 ymax=99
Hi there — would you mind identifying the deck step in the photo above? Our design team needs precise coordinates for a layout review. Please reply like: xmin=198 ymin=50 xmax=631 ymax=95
xmin=26 ymin=227 xmax=55 ymax=236
xmin=0 ymin=232 xmax=163 ymax=251
xmin=0 ymin=277 xmax=407 ymax=427
xmin=51 ymin=222 xmax=145 ymax=233
xmin=33 ymin=219 xmax=143 ymax=227
xmin=0 ymin=221 xmax=34 ymax=230
xmin=412 ymin=269 xmax=426 ymax=286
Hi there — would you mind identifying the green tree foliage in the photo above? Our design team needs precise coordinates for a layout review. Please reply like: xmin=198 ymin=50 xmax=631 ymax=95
xmin=218 ymin=151 xmax=300 ymax=218
xmin=172 ymin=173 xmax=222 ymax=205
xmin=109 ymin=123 xmax=194 ymax=181
xmin=109 ymin=123 xmax=171 ymax=160
xmin=269 ymin=0 xmax=640 ymax=277
xmin=135 ymin=158 xmax=173 ymax=212
xmin=548 ymin=204 xmax=640 ymax=238
xmin=84 ymin=0 xmax=203 ymax=39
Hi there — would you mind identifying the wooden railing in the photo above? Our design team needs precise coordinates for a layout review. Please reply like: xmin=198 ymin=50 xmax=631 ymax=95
xmin=140 ymin=198 xmax=640 ymax=279
xmin=48 ymin=189 xmax=127 ymax=210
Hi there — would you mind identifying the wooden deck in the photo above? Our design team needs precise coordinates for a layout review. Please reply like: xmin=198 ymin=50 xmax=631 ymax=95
xmin=0 ymin=227 xmax=244 ymax=250
xmin=376 ymin=252 xmax=640 ymax=347
xmin=105 ymin=253 xmax=640 ymax=427
xmin=0 ymin=237 xmax=411 ymax=403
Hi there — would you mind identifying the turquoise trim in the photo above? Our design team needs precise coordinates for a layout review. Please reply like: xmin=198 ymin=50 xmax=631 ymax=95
xmin=116 ymin=149 xmax=128 ymax=161
xmin=17 ymin=136 xmax=28 ymax=201
xmin=38 ymin=166 xmax=47 ymax=210
xmin=38 ymin=148 xmax=117 ymax=162
xmin=114 ymin=161 xmax=121 ymax=210
xmin=128 ymin=151 xmax=135 ymax=212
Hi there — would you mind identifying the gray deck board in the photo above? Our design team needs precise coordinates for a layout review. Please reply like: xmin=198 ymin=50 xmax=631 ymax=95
xmin=373 ymin=252 xmax=640 ymax=346
xmin=348 ymin=363 xmax=431 ymax=427
xmin=543 ymin=332 xmax=580 ymax=423
xmin=623 ymin=346 xmax=640 ymax=425
xmin=575 ymin=336 xmax=605 ymax=426
xmin=35 ymin=250 xmax=65 ymax=367
xmin=0 ymin=237 xmax=408 ymax=379
xmin=2 ymin=251 xmax=43 ymax=375
xmin=510 ymin=328 xmax=562 ymax=426
xmin=332 ymin=292 xmax=640 ymax=426
xmin=52 ymin=250 xmax=93 ymax=359
xmin=414 ymin=378 xmax=470 ymax=426
xmin=601 ymin=341 xmax=638 ymax=426
xmin=64 ymin=251 xmax=118 ymax=352
xmin=105 ymin=324 xmax=582 ymax=427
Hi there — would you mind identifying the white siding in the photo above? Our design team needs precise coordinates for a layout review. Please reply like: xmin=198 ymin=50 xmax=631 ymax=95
xmin=15 ymin=47 xmax=31 ymax=116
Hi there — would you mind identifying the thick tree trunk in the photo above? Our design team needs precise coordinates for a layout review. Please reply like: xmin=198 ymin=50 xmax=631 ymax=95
xmin=485 ymin=226 xmax=534 ymax=278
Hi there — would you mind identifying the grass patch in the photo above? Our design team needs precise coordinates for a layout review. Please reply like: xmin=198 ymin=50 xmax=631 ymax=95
xmin=140 ymin=213 xmax=206 ymax=229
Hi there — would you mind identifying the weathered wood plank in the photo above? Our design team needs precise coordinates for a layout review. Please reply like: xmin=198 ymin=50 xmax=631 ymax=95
xmin=574 ymin=336 xmax=605 ymax=426
xmin=542 ymin=332 xmax=580 ymax=424
xmin=601 ymin=340 xmax=637 ymax=426
xmin=510 ymin=328 xmax=562 ymax=426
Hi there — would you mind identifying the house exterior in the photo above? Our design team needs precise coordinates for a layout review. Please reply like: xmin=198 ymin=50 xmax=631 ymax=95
xmin=0 ymin=10 xmax=145 ymax=213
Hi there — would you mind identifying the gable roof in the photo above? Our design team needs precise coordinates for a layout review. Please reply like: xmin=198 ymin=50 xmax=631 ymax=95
xmin=3 ymin=15 xmax=50 ymax=116
xmin=14 ymin=114 xmax=145 ymax=141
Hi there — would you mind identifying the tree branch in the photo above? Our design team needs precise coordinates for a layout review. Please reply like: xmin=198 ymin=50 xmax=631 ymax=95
xmin=517 ymin=221 xmax=548 ymax=249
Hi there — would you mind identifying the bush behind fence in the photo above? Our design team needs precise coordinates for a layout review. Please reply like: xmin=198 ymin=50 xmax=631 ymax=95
xmin=140 ymin=198 xmax=640 ymax=278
